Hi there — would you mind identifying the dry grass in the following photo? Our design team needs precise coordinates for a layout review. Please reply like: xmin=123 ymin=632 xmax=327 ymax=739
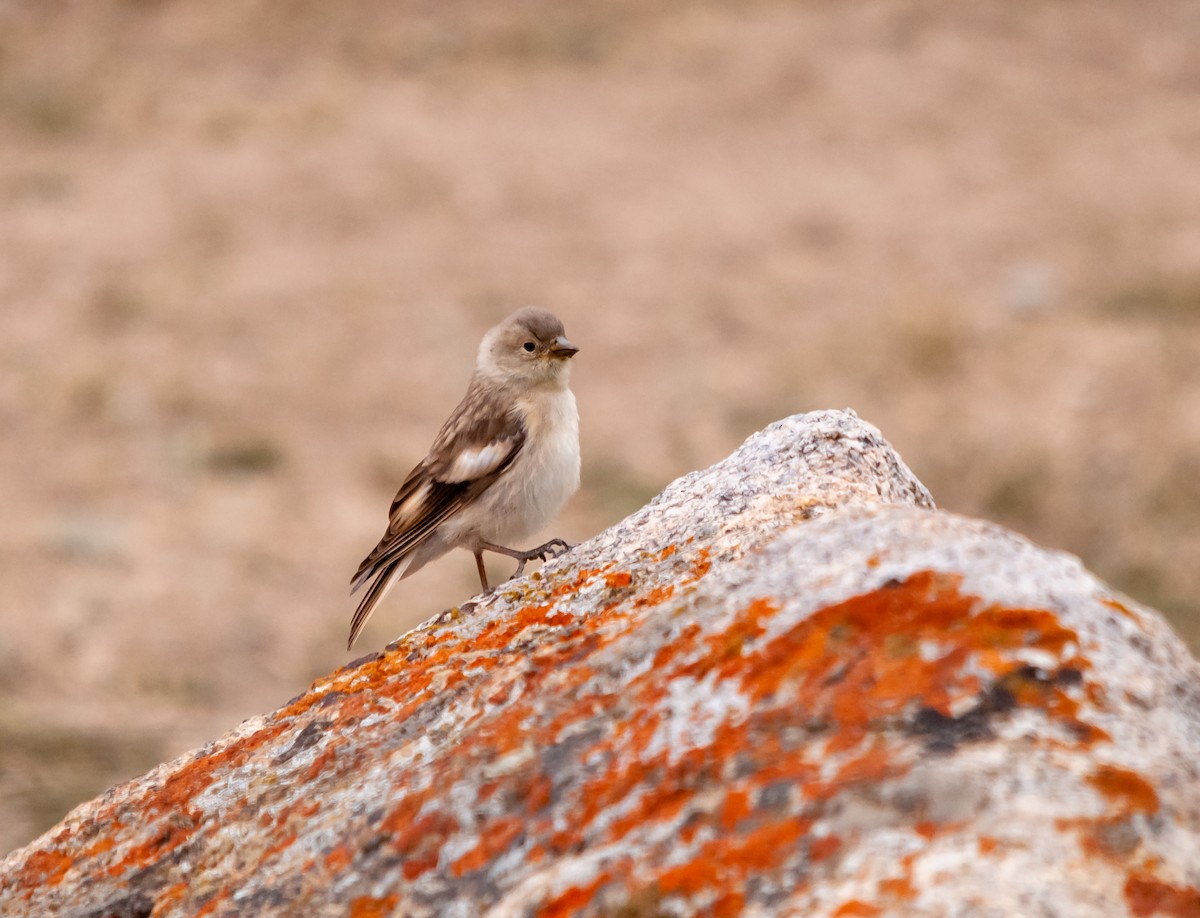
xmin=1 ymin=0 xmax=1198 ymax=854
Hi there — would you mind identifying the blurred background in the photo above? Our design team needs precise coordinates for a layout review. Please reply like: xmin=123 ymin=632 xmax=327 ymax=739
xmin=1 ymin=0 xmax=1198 ymax=856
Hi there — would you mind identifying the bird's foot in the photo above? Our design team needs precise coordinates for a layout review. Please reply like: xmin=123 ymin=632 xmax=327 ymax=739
xmin=528 ymin=538 xmax=574 ymax=562
xmin=480 ymin=538 xmax=575 ymax=581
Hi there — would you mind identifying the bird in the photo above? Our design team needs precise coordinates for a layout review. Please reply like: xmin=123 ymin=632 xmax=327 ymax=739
xmin=347 ymin=307 xmax=581 ymax=649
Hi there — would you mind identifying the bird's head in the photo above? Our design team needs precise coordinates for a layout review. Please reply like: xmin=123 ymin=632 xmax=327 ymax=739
xmin=477 ymin=307 xmax=579 ymax=389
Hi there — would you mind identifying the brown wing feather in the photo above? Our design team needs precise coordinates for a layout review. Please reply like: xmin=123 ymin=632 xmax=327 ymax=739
xmin=349 ymin=379 xmax=526 ymax=595
xmin=348 ymin=471 xmax=468 ymax=594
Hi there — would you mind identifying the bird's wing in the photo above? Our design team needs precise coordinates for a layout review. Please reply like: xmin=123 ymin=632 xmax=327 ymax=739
xmin=349 ymin=381 xmax=526 ymax=595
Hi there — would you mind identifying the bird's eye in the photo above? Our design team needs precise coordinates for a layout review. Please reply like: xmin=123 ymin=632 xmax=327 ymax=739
xmin=522 ymin=341 xmax=536 ymax=352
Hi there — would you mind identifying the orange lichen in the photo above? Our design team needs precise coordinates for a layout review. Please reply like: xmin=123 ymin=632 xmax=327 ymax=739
xmin=261 ymin=832 xmax=298 ymax=861
xmin=733 ymin=571 xmax=1098 ymax=750
xmin=498 ymin=574 xmax=1104 ymax=909
xmin=452 ymin=817 xmax=525 ymax=877
xmin=827 ymin=741 xmax=897 ymax=784
xmin=809 ymin=835 xmax=842 ymax=862
xmin=380 ymin=800 xmax=459 ymax=882
xmin=537 ymin=877 xmax=605 ymax=918
xmin=880 ymin=875 xmax=916 ymax=900
xmin=635 ymin=584 xmax=676 ymax=608
xmin=978 ymin=835 xmax=998 ymax=855
xmin=711 ymin=890 xmax=747 ymax=918
xmin=304 ymin=746 xmax=339 ymax=782
xmin=450 ymin=845 xmax=490 ymax=879
xmin=703 ymin=598 xmax=776 ymax=674
xmin=194 ymin=890 xmax=227 ymax=916
xmin=719 ymin=817 xmax=810 ymax=874
xmin=107 ymin=819 xmax=196 ymax=878
xmin=651 ymin=623 xmax=702 ymax=670
xmin=511 ymin=603 xmax=575 ymax=630
xmin=402 ymin=853 xmax=438 ymax=881
xmin=95 ymin=719 xmax=287 ymax=880
xmin=682 ymin=548 xmax=712 ymax=584
xmin=833 ymin=901 xmax=882 ymax=917
xmin=914 ymin=821 xmax=937 ymax=840
xmin=14 ymin=849 xmax=72 ymax=889
xmin=527 ymin=773 xmax=553 ymax=812
xmin=1050 ymin=766 xmax=1164 ymax=866
xmin=1102 ymin=598 xmax=1141 ymax=622
xmin=1124 ymin=873 xmax=1200 ymax=917
xmin=81 ymin=836 xmax=114 ymax=858
xmin=720 ymin=789 xmax=752 ymax=831
xmin=1 ymin=562 xmax=1121 ymax=914
xmin=1088 ymin=766 xmax=1159 ymax=815
xmin=323 ymin=845 xmax=351 ymax=872
xmin=155 ymin=881 xmax=189 ymax=910
xmin=658 ymin=860 xmax=714 ymax=896
xmin=653 ymin=816 xmax=812 ymax=905
xmin=606 ymin=784 xmax=692 ymax=841
xmin=605 ymin=571 xmax=633 ymax=590
xmin=279 ymin=652 xmax=413 ymax=721
xmin=349 ymin=895 xmax=399 ymax=918
xmin=550 ymin=567 xmax=608 ymax=598
xmin=289 ymin=799 xmax=320 ymax=823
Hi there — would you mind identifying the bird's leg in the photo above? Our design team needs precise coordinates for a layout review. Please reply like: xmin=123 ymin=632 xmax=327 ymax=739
xmin=478 ymin=539 xmax=576 ymax=582
xmin=474 ymin=550 xmax=491 ymax=592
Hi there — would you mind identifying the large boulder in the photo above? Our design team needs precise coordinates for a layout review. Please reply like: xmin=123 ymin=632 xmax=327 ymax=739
xmin=2 ymin=410 xmax=1197 ymax=917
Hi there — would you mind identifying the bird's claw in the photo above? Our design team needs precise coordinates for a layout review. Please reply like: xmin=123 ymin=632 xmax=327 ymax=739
xmin=505 ymin=539 xmax=575 ymax=582
xmin=535 ymin=538 xmax=574 ymax=561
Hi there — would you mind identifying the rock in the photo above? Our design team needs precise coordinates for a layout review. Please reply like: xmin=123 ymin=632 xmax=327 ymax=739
xmin=2 ymin=409 xmax=1198 ymax=917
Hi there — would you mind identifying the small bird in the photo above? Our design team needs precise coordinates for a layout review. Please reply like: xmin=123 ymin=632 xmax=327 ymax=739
xmin=347 ymin=307 xmax=581 ymax=649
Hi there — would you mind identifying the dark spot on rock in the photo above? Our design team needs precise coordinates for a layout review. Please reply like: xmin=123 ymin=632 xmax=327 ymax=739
xmin=757 ymin=779 xmax=794 ymax=811
xmin=907 ymin=682 xmax=1016 ymax=754
xmin=316 ymin=690 xmax=348 ymax=709
xmin=238 ymin=876 xmax=302 ymax=910
xmin=1065 ymin=720 xmax=1100 ymax=742
xmin=1056 ymin=667 xmax=1083 ymax=686
xmin=820 ymin=662 xmax=850 ymax=686
xmin=1128 ymin=633 xmax=1153 ymax=658
xmin=81 ymin=892 xmax=153 ymax=918
xmin=1093 ymin=818 xmax=1142 ymax=858
xmin=274 ymin=720 xmax=330 ymax=764
xmin=537 ymin=727 xmax=603 ymax=804
xmin=1002 ymin=663 xmax=1087 ymax=694
xmin=348 ymin=651 xmax=384 ymax=669
xmin=909 ymin=707 xmax=981 ymax=753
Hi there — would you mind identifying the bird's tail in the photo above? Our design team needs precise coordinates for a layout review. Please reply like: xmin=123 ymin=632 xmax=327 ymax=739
xmin=350 ymin=547 xmax=385 ymax=595
xmin=346 ymin=554 xmax=413 ymax=650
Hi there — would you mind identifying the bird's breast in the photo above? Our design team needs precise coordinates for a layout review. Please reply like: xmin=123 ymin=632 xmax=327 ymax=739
xmin=480 ymin=388 xmax=579 ymax=544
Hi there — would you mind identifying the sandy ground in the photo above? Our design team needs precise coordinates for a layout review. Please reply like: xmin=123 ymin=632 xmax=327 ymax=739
xmin=1 ymin=0 xmax=1198 ymax=855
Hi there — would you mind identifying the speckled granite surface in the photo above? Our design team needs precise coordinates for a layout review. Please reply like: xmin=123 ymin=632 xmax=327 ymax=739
xmin=3 ymin=411 xmax=1197 ymax=917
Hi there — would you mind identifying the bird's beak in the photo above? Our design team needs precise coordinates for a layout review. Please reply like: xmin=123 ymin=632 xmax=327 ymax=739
xmin=548 ymin=336 xmax=579 ymax=359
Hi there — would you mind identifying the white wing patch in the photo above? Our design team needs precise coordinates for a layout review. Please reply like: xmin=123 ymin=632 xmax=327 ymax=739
xmin=392 ymin=480 xmax=432 ymax=522
xmin=443 ymin=439 xmax=514 ymax=483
